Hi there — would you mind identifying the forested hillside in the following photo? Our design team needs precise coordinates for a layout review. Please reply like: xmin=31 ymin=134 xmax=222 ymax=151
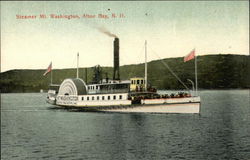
xmin=1 ymin=54 xmax=249 ymax=93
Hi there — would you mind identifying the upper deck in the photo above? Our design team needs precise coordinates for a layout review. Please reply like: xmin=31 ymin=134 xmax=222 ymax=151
xmin=87 ymin=80 xmax=130 ymax=94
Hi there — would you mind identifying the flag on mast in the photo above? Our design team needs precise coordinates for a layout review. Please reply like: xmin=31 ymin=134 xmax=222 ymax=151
xmin=184 ymin=49 xmax=195 ymax=62
xmin=43 ymin=62 xmax=52 ymax=76
xmin=184 ymin=49 xmax=198 ymax=96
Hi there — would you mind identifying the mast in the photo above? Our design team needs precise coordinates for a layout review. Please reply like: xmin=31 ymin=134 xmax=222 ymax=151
xmin=51 ymin=69 xmax=53 ymax=85
xmin=50 ymin=62 xmax=53 ymax=85
xmin=195 ymin=52 xmax=198 ymax=96
xmin=77 ymin=52 xmax=79 ymax=79
xmin=145 ymin=40 xmax=147 ymax=91
xmin=85 ymin=68 xmax=88 ymax=84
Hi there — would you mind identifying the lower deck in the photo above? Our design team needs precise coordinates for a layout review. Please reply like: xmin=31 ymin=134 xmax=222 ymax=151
xmin=53 ymin=94 xmax=200 ymax=113
xmin=56 ymin=101 xmax=200 ymax=114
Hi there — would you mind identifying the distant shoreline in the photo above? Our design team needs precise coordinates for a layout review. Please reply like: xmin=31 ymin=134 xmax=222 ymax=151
xmin=1 ymin=54 xmax=249 ymax=93
xmin=1 ymin=54 xmax=249 ymax=73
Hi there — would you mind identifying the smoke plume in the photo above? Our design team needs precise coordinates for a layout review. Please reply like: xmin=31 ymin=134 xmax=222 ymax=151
xmin=98 ymin=27 xmax=118 ymax=38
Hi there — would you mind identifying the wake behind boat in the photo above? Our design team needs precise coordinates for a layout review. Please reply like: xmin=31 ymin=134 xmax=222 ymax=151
xmin=46 ymin=37 xmax=201 ymax=113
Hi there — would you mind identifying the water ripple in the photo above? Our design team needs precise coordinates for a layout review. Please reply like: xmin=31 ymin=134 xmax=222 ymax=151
xmin=1 ymin=91 xmax=250 ymax=160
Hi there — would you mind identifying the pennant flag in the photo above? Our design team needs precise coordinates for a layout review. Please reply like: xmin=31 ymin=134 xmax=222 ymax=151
xmin=43 ymin=62 xmax=52 ymax=76
xmin=184 ymin=49 xmax=195 ymax=62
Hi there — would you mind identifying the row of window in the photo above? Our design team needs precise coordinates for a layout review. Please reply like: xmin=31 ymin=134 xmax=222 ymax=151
xmin=131 ymin=79 xmax=144 ymax=85
xmin=81 ymin=95 xmax=123 ymax=101
xmin=88 ymin=85 xmax=99 ymax=90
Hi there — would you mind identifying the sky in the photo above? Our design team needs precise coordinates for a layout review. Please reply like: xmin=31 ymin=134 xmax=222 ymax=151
xmin=1 ymin=1 xmax=249 ymax=72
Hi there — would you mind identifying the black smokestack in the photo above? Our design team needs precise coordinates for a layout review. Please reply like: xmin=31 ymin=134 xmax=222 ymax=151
xmin=113 ymin=38 xmax=120 ymax=80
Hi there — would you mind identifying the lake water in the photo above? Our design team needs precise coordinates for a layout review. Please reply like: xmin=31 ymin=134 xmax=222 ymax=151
xmin=1 ymin=90 xmax=250 ymax=160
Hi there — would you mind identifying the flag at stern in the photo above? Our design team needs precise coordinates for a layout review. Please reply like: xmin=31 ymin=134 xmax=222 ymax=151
xmin=184 ymin=49 xmax=195 ymax=62
xmin=43 ymin=62 xmax=52 ymax=76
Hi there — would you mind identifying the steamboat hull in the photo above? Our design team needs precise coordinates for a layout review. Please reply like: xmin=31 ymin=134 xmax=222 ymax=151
xmin=103 ymin=103 xmax=200 ymax=113
xmin=55 ymin=96 xmax=201 ymax=114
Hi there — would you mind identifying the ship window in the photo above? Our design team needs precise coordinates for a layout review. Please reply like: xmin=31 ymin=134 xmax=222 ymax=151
xmin=131 ymin=80 xmax=133 ymax=84
xmin=97 ymin=96 xmax=99 ymax=100
xmin=119 ymin=95 xmax=122 ymax=99
xmin=102 ymin=96 xmax=105 ymax=100
xmin=96 ymin=86 xmax=98 ymax=90
xmin=141 ymin=80 xmax=144 ymax=84
xmin=137 ymin=80 xmax=140 ymax=84
xmin=92 ymin=96 xmax=94 ymax=100
xmin=82 ymin=97 xmax=84 ymax=101
xmin=108 ymin=96 xmax=110 ymax=100
xmin=88 ymin=86 xmax=90 ymax=90
xmin=113 ymin=95 xmax=116 ymax=100
xmin=87 ymin=97 xmax=89 ymax=100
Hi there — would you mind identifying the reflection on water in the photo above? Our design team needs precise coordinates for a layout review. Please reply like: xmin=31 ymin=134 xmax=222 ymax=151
xmin=1 ymin=90 xmax=250 ymax=160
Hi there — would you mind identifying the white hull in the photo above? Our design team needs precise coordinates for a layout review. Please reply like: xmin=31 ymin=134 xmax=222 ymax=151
xmin=55 ymin=95 xmax=201 ymax=114
xmin=103 ymin=103 xmax=200 ymax=114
